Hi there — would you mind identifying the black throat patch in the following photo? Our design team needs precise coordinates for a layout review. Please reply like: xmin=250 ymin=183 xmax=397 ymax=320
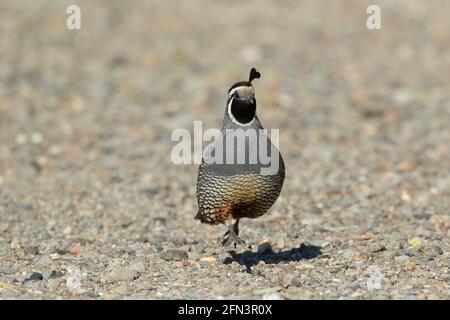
xmin=230 ymin=98 xmax=256 ymax=124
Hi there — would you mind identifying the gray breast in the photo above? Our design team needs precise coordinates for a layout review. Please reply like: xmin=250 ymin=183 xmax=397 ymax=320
xmin=201 ymin=116 xmax=285 ymax=177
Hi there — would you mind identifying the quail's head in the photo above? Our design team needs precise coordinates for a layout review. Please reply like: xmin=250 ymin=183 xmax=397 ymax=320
xmin=227 ymin=68 xmax=261 ymax=125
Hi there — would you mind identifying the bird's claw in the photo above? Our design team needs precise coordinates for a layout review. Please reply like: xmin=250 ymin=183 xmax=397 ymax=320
xmin=221 ymin=229 xmax=246 ymax=248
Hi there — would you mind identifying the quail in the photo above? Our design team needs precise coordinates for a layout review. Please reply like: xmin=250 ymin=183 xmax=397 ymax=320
xmin=195 ymin=68 xmax=285 ymax=247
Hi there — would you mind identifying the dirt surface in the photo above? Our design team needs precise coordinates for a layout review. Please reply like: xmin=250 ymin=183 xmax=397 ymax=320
xmin=0 ymin=0 xmax=449 ymax=299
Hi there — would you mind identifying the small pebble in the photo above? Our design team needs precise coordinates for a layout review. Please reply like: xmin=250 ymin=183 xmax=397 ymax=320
xmin=199 ymin=256 xmax=217 ymax=266
xmin=23 ymin=246 xmax=39 ymax=256
xmin=15 ymin=134 xmax=27 ymax=145
xmin=160 ymin=250 xmax=189 ymax=261
xmin=26 ymin=272 xmax=43 ymax=281
xmin=85 ymin=291 xmax=100 ymax=298
xmin=50 ymin=253 xmax=61 ymax=260
xmin=105 ymin=264 xmax=139 ymax=282
xmin=258 ymin=242 xmax=273 ymax=255
xmin=262 ymin=292 xmax=284 ymax=300
xmin=368 ymin=243 xmax=387 ymax=253
xmin=31 ymin=132 xmax=43 ymax=144
xmin=406 ymin=262 xmax=415 ymax=271
xmin=130 ymin=261 xmax=146 ymax=273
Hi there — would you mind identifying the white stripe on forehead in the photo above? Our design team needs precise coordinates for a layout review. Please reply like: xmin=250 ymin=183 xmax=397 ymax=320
xmin=228 ymin=86 xmax=251 ymax=97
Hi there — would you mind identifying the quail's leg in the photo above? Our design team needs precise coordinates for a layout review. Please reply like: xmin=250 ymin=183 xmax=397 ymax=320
xmin=221 ymin=219 xmax=246 ymax=247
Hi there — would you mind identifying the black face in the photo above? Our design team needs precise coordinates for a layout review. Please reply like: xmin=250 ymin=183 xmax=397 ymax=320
xmin=230 ymin=93 xmax=256 ymax=124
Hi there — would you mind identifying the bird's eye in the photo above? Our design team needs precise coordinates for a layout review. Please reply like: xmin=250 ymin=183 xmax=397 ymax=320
xmin=235 ymin=92 xmax=240 ymax=98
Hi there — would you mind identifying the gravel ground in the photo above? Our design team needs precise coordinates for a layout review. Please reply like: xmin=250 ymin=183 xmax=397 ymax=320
xmin=0 ymin=0 xmax=449 ymax=299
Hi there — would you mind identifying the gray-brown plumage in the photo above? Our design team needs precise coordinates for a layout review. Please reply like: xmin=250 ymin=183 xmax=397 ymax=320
xmin=195 ymin=68 xmax=285 ymax=246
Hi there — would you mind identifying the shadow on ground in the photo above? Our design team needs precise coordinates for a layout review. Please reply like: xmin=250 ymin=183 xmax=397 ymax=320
xmin=226 ymin=243 xmax=322 ymax=269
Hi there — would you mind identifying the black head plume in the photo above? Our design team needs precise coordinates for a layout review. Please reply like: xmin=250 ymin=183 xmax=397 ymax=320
xmin=249 ymin=67 xmax=261 ymax=83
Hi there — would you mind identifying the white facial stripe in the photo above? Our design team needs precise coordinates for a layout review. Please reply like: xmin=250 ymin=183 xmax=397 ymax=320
xmin=228 ymin=86 xmax=248 ymax=97
xmin=227 ymin=97 xmax=255 ymax=127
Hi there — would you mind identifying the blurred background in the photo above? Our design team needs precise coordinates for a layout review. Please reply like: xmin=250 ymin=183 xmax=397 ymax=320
xmin=0 ymin=0 xmax=449 ymax=299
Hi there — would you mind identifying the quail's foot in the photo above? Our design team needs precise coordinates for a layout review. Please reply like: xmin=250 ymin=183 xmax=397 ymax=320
xmin=221 ymin=228 xmax=246 ymax=248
